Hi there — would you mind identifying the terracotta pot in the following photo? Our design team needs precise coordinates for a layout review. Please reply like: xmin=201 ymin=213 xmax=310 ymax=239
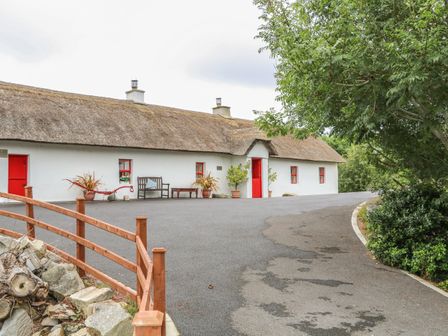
xmin=268 ymin=190 xmax=272 ymax=198
xmin=231 ymin=190 xmax=240 ymax=199
xmin=202 ymin=189 xmax=211 ymax=199
xmin=83 ymin=190 xmax=96 ymax=201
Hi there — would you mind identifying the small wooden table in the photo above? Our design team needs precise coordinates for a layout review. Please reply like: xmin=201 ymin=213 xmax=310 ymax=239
xmin=171 ymin=188 xmax=199 ymax=198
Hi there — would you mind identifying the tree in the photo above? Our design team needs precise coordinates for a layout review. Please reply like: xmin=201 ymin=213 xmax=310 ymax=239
xmin=254 ymin=0 xmax=448 ymax=184
xmin=321 ymin=136 xmax=410 ymax=192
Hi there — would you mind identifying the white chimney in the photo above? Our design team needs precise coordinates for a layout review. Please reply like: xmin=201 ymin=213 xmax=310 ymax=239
xmin=212 ymin=97 xmax=231 ymax=117
xmin=126 ymin=80 xmax=145 ymax=103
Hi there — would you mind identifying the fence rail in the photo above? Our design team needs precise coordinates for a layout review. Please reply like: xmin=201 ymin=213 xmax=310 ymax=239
xmin=0 ymin=187 xmax=166 ymax=336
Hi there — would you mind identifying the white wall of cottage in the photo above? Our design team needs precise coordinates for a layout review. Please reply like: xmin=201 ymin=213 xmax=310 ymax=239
xmin=268 ymin=158 xmax=339 ymax=197
xmin=0 ymin=141 xmax=338 ymax=202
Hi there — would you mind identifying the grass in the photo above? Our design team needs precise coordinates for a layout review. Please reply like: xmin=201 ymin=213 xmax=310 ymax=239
xmin=125 ymin=298 xmax=139 ymax=317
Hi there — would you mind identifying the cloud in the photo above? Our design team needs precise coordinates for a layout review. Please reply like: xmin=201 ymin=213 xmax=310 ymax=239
xmin=0 ymin=13 xmax=56 ymax=62
xmin=188 ymin=45 xmax=276 ymax=88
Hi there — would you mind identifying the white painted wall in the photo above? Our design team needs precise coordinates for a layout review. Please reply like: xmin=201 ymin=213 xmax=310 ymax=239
xmin=268 ymin=159 xmax=338 ymax=197
xmin=0 ymin=141 xmax=235 ymax=202
xmin=0 ymin=141 xmax=339 ymax=202
xmin=0 ymin=148 xmax=8 ymax=194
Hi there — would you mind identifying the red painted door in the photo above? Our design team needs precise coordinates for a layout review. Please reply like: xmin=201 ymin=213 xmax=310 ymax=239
xmin=252 ymin=158 xmax=262 ymax=198
xmin=8 ymin=155 xmax=28 ymax=196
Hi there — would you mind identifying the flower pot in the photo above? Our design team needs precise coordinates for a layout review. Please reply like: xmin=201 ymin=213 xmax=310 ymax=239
xmin=231 ymin=190 xmax=240 ymax=199
xmin=202 ymin=189 xmax=212 ymax=199
xmin=268 ymin=190 xmax=272 ymax=198
xmin=83 ymin=190 xmax=96 ymax=201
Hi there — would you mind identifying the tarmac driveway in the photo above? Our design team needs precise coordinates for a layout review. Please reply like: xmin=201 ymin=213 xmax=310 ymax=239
xmin=1 ymin=192 xmax=447 ymax=335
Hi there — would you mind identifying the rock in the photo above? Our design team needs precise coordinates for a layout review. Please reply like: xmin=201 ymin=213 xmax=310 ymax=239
xmin=63 ymin=323 xmax=84 ymax=334
xmin=20 ymin=249 xmax=42 ymax=272
xmin=48 ymin=325 xmax=64 ymax=336
xmin=0 ymin=235 xmax=26 ymax=253
xmin=32 ymin=331 xmax=48 ymax=336
xmin=0 ymin=308 xmax=33 ymax=336
xmin=27 ymin=239 xmax=46 ymax=257
xmin=70 ymin=287 xmax=113 ymax=314
xmin=41 ymin=261 xmax=85 ymax=299
xmin=85 ymin=301 xmax=132 ymax=336
xmin=41 ymin=317 xmax=59 ymax=327
xmin=0 ymin=235 xmax=15 ymax=254
xmin=69 ymin=328 xmax=90 ymax=336
xmin=47 ymin=304 xmax=76 ymax=320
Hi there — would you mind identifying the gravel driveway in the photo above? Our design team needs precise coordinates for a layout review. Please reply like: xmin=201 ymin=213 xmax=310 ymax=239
xmin=1 ymin=192 xmax=447 ymax=335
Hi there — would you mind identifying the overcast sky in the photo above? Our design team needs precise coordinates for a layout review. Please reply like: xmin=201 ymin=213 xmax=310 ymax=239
xmin=0 ymin=1 xmax=278 ymax=120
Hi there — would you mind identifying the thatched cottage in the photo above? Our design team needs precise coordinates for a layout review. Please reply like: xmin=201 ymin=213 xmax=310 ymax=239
xmin=0 ymin=81 xmax=344 ymax=201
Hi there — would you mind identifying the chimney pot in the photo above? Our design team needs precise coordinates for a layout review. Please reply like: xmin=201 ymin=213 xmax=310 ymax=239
xmin=131 ymin=79 xmax=138 ymax=89
xmin=216 ymin=97 xmax=222 ymax=107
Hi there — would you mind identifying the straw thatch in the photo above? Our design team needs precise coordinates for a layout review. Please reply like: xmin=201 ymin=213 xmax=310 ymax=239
xmin=0 ymin=81 xmax=344 ymax=163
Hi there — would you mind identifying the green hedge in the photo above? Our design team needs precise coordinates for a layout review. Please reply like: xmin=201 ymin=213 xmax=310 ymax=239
xmin=367 ymin=184 xmax=448 ymax=282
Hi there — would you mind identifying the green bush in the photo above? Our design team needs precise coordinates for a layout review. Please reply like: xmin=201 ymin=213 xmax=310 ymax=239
xmin=438 ymin=280 xmax=448 ymax=291
xmin=367 ymin=184 xmax=448 ymax=281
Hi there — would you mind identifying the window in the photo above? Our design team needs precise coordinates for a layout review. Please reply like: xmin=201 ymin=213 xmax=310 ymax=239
xmin=319 ymin=167 xmax=325 ymax=184
xmin=196 ymin=162 xmax=205 ymax=179
xmin=119 ymin=159 xmax=132 ymax=183
xmin=291 ymin=166 xmax=298 ymax=184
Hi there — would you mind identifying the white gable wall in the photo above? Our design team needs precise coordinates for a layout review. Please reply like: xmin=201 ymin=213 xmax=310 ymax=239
xmin=268 ymin=158 xmax=338 ymax=196
xmin=244 ymin=142 xmax=270 ymax=198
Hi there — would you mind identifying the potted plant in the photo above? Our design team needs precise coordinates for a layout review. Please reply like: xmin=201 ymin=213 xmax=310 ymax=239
xmin=194 ymin=173 xmax=219 ymax=198
xmin=72 ymin=173 xmax=102 ymax=201
xmin=268 ymin=168 xmax=278 ymax=198
xmin=226 ymin=163 xmax=249 ymax=198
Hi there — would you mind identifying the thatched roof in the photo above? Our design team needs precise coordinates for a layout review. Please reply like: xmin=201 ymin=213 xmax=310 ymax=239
xmin=0 ymin=81 xmax=344 ymax=163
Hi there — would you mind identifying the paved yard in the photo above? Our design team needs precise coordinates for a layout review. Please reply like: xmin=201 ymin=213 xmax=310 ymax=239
xmin=1 ymin=193 xmax=447 ymax=335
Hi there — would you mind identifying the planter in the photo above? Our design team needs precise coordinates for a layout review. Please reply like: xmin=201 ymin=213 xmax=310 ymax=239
xmin=83 ymin=190 xmax=96 ymax=201
xmin=268 ymin=190 xmax=272 ymax=198
xmin=231 ymin=190 xmax=240 ymax=199
xmin=202 ymin=189 xmax=212 ymax=199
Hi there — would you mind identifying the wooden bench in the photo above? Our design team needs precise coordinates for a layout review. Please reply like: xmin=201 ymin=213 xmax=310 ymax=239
xmin=137 ymin=177 xmax=170 ymax=199
xmin=171 ymin=188 xmax=199 ymax=199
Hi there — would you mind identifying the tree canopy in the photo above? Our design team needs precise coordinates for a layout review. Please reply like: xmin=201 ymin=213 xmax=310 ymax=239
xmin=255 ymin=0 xmax=448 ymax=184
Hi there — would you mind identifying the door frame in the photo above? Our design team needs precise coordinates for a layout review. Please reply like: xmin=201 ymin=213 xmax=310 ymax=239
xmin=251 ymin=157 xmax=262 ymax=198
xmin=8 ymin=154 xmax=29 ymax=196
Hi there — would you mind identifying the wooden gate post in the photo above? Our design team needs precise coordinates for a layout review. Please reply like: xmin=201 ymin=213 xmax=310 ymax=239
xmin=24 ymin=186 xmax=35 ymax=239
xmin=76 ymin=198 xmax=86 ymax=277
xmin=153 ymin=247 xmax=166 ymax=336
xmin=136 ymin=217 xmax=148 ymax=301
xmin=133 ymin=310 xmax=164 ymax=336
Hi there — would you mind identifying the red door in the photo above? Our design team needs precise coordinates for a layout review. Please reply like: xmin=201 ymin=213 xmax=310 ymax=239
xmin=8 ymin=155 xmax=28 ymax=196
xmin=252 ymin=158 xmax=262 ymax=198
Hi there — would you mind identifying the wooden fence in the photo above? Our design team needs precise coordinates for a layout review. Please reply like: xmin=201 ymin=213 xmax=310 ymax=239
xmin=0 ymin=186 xmax=166 ymax=336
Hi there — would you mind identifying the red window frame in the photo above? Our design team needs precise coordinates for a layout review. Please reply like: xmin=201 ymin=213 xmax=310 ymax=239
xmin=119 ymin=159 xmax=132 ymax=183
xmin=196 ymin=162 xmax=205 ymax=179
xmin=319 ymin=167 xmax=325 ymax=184
xmin=291 ymin=166 xmax=298 ymax=184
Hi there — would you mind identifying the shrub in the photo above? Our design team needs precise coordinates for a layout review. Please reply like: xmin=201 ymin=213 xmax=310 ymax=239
xmin=438 ymin=280 xmax=448 ymax=292
xmin=226 ymin=163 xmax=249 ymax=191
xmin=367 ymin=184 xmax=448 ymax=281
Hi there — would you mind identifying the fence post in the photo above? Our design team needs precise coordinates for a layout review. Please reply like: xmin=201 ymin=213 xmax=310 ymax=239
xmin=153 ymin=247 xmax=166 ymax=336
xmin=76 ymin=198 xmax=86 ymax=277
xmin=133 ymin=310 xmax=164 ymax=336
xmin=24 ymin=186 xmax=35 ymax=239
xmin=136 ymin=217 xmax=148 ymax=302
